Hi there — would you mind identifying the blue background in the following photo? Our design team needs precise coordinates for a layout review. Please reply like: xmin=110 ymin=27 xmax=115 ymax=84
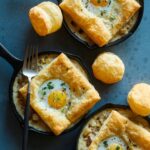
xmin=0 ymin=0 xmax=150 ymax=149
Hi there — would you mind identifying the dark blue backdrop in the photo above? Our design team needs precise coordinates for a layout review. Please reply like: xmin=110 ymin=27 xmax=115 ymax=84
xmin=0 ymin=0 xmax=150 ymax=149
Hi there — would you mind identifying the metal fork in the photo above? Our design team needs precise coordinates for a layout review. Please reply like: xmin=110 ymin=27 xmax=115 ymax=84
xmin=22 ymin=46 xmax=38 ymax=150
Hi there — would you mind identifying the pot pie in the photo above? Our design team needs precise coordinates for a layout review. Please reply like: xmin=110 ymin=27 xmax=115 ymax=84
xmin=13 ymin=54 xmax=88 ymax=133
xmin=92 ymin=52 xmax=125 ymax=84
xmin=128 ymin=83 xmax=150 ymax=117
xmin=19 ymin=53 xmax=100 ymax=135
xmin=29 ymin=1 xmax=63 ymax=36
xmin=60 ymin=0 xmax=141 ymax=47
xmin=78 ymin=107 xmax=150 ymax=150
xmin=89 ymin=111 xmax=150 ymax=150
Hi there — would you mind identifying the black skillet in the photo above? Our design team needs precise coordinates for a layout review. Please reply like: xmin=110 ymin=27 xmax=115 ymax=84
xmin=58 ymin=0 xmax=144 ymax=49
xmin=0 ymin=43 xmax=92 ymax=136
xmin=76 ymin=103 xmax=150 ymax=150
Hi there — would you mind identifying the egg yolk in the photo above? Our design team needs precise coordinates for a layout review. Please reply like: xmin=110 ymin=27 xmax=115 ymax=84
xmin=107 ymin=144 xmax=123 ymax=150
xmin=90 ymin=0 xmax=109 ymax=7
xmin=48 ymin=90 xmax=67 ymax=109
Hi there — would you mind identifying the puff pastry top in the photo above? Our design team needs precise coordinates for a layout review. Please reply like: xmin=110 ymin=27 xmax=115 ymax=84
xmin=29 ymin=1 xmax=63 ymax=36
xmin=19 ymin=53 xmax=100 ymax=135
xmin=60 ymin=0 xmax=140 ymax=47
xmin=89 ymin=111 xmax=150 ymax=150
xmin=128 ymin=83 xmax=150 ymax=116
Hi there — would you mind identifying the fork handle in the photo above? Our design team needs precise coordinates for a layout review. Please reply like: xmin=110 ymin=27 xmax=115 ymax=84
xmin=22 ymin=80 xmax=31 ymax=150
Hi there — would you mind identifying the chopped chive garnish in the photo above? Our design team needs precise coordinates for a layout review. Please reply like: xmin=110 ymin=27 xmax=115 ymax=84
xmin=110 ymin=15 xmax=116 ymax=21
xmin=101 ymin=10 xmax=106 ymax=16
xmin=61 ymin=108 xmax=65 ymax=113
xmin=47 ymin=85 xmax=54 ymax=90
xmin=85 ymin=1 xmax=88 ymax=8
xmin=103 ymin=141 xmax=108 ymax=147
xmin=62 ymin=88 xmax=66 ymax=91
xmin=116 ymin=146 xmax=120 ymax=150
xmin=42 ymin=87 xmax=47 ymax=90
xmin=47 ymin=82 xmax=54 ymax=89
xmin=47 ymin=82 xmax=52 ymax=85
xmin=43 ymin=91 xmax=46 ymax=96
xmin=61 ymin=82 xmax=66 ymax=86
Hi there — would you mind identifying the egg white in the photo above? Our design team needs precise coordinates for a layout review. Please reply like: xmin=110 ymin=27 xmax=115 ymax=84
xmin=37 ymin=79 xmax=71 ymax=109
xmin=82 ymin=0 xmax=112 ymax=14
xmin=98 ymin=136 xmax=127 ymax=150
xmin=81 ymin=0 xmax=120 ymax=30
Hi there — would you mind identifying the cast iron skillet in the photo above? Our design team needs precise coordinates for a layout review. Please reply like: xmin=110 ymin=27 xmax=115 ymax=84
xmin=0 ymin=43 xmax=92 ymax=136
xmin=58 ymin=0 xmax=144 ymax=49
xmin=76 ymin=103 xmax=150 ymax=150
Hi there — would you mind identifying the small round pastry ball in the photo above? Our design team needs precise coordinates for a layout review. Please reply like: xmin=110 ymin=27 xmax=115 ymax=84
xmin=92 ymin=52 xmax=125 ymax=84
xmin=29 ymin=1 xmax=63 ymax=36
xmin=128 ymin=83 xmax=150 ymax=116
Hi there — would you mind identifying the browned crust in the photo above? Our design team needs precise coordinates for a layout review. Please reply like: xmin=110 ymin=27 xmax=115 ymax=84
xmin=30 ymin=101 xmax=71 ymax=135
xmin=67 ymin=89 xmax=100 ymax=122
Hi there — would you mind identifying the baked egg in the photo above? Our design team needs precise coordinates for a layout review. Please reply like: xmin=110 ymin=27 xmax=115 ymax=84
xmin=98 ymin=136 xmax=127 ymax=150
xmin=82 ymin=0 xmax=118 ymax=29
xmin=90 ymin=0 xmax=110 ymax=7
xmin=38 ymin=79 xmax=71 ymax=109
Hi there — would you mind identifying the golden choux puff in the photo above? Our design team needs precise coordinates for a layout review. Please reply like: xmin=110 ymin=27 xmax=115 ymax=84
xmin=128 ymin=83 xmax=150 ymax=116
xmin=29 ymin=1 xmax=63 ymax=36
xmin=92 ymin=52 xmax=125 ymax=84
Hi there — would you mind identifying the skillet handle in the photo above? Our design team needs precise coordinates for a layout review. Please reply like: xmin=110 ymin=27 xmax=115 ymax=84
xmin=0 ymin=43 xmax=22 ymax=69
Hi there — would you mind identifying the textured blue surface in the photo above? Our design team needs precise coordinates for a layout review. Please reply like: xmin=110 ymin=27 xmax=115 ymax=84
xmin=0 ymin=0 xmax=150 ymax=150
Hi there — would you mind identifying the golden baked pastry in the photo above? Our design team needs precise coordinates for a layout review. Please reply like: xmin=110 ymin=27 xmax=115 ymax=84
xmin=128 ymin=83 xmax=150 ymax=116
xmin=29 ymin=2 xmax=63 ymax=36
xmin=89 ymin=110 xmax=150 ymax=150
xmin=78 ymin=107 xmax=150 ymax=150
xmin=13 ymin=54 xmax=89 ymax=133
xmin=60 ymin=0 xmax=140 ymax=47
xmin=92 ymin=52 xmax=125 ymax=84
xmin=19 ymin=53 xmax=100 ymax=135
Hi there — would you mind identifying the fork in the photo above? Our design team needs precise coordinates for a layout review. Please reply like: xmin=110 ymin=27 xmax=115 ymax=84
xmin=22 ymin=46 xmax=38 ymax=150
